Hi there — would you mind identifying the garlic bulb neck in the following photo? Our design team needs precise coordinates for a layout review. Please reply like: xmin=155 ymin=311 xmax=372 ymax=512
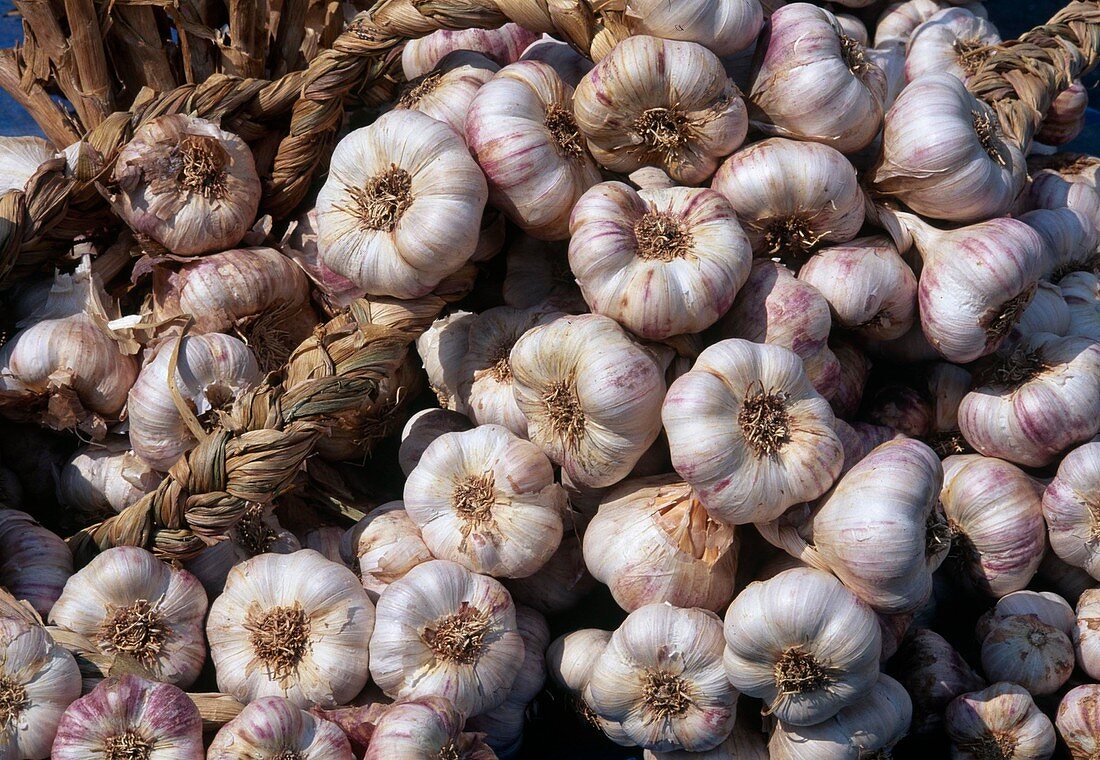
xmin=97 ymin=599 xmax=167 ymax=666
xmin=246 ymin=603 xmax=311 ymax=681
xmin=423 ymin=603 xmax=492 ymax=664
xmin=171 ymin=134 xmax=231 ymax=198
xmin=763 ymin=215 xmax=820 ymax=262
xmin=399 ymin=71 xmax=445 ymax=108
xmin=927 ymin=510 xmax=953 ymax=558
xmin=634 ymin=212 xmax=693 ymax=260
xmin=544 ymin=377 xmax=586 ymax=446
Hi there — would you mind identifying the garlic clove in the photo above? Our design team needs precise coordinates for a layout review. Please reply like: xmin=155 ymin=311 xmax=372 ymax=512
xmin=828 ymin=339 xmax=871 ymax=421
xmin=1043 ymin=441 xmax=1100 ymax=579
xmin=1020 ymin=207 xmax=1100 ymax=281
xmin=875 ymin=0 xmax=987 ymax=46
xmin=1003 ymin=281 xmax=1071 ymax=349
xmin=945 ymin=682 xmax=1056 ymax=760
xmin=0 ymin=508 xmax=73 ymax=618
xmin=642 ymin=713 xmax=768 ymax=759
xmin=208 ymin=695 xmax=352 ymax=759
xmin=1056 ymin=684 xmax=1100 ymax=759
xmin=347 ymin=501 xmax=433 ymax=602
xmin=300 ymin=527 xmax=349 ymax=567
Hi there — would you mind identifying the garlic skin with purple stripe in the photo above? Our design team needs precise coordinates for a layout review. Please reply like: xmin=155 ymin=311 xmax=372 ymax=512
xmin=875 ymin=0 xmax=987 ymax=46
xmin=573 ymin=36 xmax=748 ymax=184
xmin=1038 ymin=80 xmax=1089 ymax=146
xmin=208 ymin=696 xmax=352 ymax=759
xmin=363 ymin=696 xmax=497 ymax=760
xmin=401 ymin=23 xmax=538 ymax=79
xmin=1020 ymin=207 xmax=1099 ymax=279
xmin=1056 ymin=685 xmax=1100 ymax=760
xmin=904 ymin=7 xmax=1000 ymax=82
xmin=347 ymin=502 xmax=432 ymax=602
xmin=1042 ymin=441 xmax=1100 ymax=579
xmin=945 ymin=683 xmax=1056 ymax=760
xmin=568 ymin=182 xmax=752 ymax=340
xmin=0 ymin=509 xmax=72 ymax=618
xmin=51 ymin=675 xmax=203 ymax=760
xmin=396 ymin=51 xmax=499 ymax=140
xmin=49 ymin=546 xmax=207 ymax=688
xmin=623 ymin=0 xmax=763 ymax=56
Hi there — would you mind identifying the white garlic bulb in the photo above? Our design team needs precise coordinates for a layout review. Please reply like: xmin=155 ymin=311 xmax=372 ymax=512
xmin=183 ymin=504 xmax=301 ymax=598
xmin=347 ymin=501 xmax=432 ymax=601
xmin=0 ymin=508 xmax=73 ymax=618
xmin=1020 ymin=207 xmax=1099 ymax=280
xmin=893 ymin=628 xmax=985 ymax=735
xmin=363 ymin=696 xmax=497 ymax=760
xmin=750 ymin=4 xmax=886 ymax=153
xmin=506 ymin=516 xmax=597 ymax=614
xmin=1042 ymin=441 xmax=1100 ymax=579
xmin=399 ymin=408 xmax=473 ymax=476
xmin=1074 ymin=589 xmax=1100 ymax=679
xmin=904 ymin=7 xmax=1000 ymax=82
xmin=587 ymin=603 xmax=736 ymax=752
xmin=404 ymin=424 xmax=566 ymax=578
xmin=941 ymin=454 xmax=1046 ymax=596
xmin=401 ymin=23 xmax=538 ymax=79
xmin=127 ymin=332 xmax=260 ymax=471
xmin=207 ymin=549 xmax=374 ymax=708
xmin=519 ymin=37 xmax=594 ymax=87
xmin=980 ymin=612 xmax=1075 ymax=696
xmin=568 ymin=182 xmax=752 ymax=340
xmin=59 ymin=437 xmax=160 ymax=515
xmin=573 ymin=35 xmax=748 ymax=184
xmin=1057 ymin=685 xmax=1100 ymax=760
xmin=466 ymin=60 xmax=600 ymax=240
xmin=875 ymin=0 xmax=986 ymax=46
xmin=49 ymin=546 xmax=207 ymax=688
xmin=416 ymin=310 xmax=475 ymax=412
xmin=945 ymin=683 xmax=1056 ymax=760
xmin=642 ymin=717 xmax=768 ymax=760
xmin=397 ymin=51 xmax=499 ymax=140
xmin=623 ymin=0 xmax=763 ymax=56
xmin=723 ymin=567 xmax=881 ymax=725
xmin=1006 ymin=281 xmax=1071 ymax=349
xmin=110 ymin=114 xmax=260 ymax=255
xmin=768 ymin=674 xmax=913 ymax=759
xmin=1060 ymin=271 xmax=1100 ymax=341
xmin=873 ymin=74 xmax=1026 ymax=223
xmin=369 ymin=560 xmax=523 ymax=717
xmin=316 ymin=110 xmax=487 ymax=298
xmin=1038 ymin=80 xmax=1089 ymax=146
xmin=0 ymin=135 xmax=58 ymax=193
xmin=583 ymin=474 xmax=738 ymax=612
xmin=510 ymin=313 xmax=666 ymax=488
xmin=663 ymin=338 xmax=843 ymax=524
xmin=208 ymin=696 xmax=352 ymax=759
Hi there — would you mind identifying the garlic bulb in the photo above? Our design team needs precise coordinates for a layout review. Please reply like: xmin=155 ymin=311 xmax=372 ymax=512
xmin=767 ymin=674 xmax=913 ymax=759
xmin=749 ymin=4 xmax=886 ymax=153
xmin=548 ymin=628 xmax=610 ymax=698
xmin=417 ymin=310 xmax=475 ymax=412
xmin=363 ymin=696 xmax=496 ymax=760
xmin=1057 ymin=685 xmax=1100 ymax=760
xmin=0 ymin=135 xmax=58 ymax=193
xmin=127 ymin=332 xmax=260 ymax=471
xmin=466 ymin=61 xmax=600 ymax=240
xmin=1005 ymin=281 xmax=1071 ymax=348
xmin=958 ymin=334 xmax=1100 ymax=466
xmin=1060 ymin=271 xmax=1100 ymax=341
xmin=867 ymin=41 xmax=907 ymax=109
xmin=59 ymin=437 xmax=160 ymax=515
xmin=588 ymin=603 xmax=736 ymax=752
xmin=369 ymin=560 xmax=522 ymax=717
xmin=110 ymin=114 xmax=260 ymax=255
xmin=568 ymin=183 xmax=752 ymax=340
xmin=506 ymin=518 xmax=597 ymax=614
xmin=151 ymin=247 xmax=317 ymax=372
xmin=0 ymin=599 xmax=81 ymax=759
xmin=663 ymin=338 xmax=843 ymax=524
xmin=1043 ymin=441 xmax=1100 ymax=579
xmin=0 ymin=508 xmax=72 ymax=618
xmin=399 ymin=408 xmax=474 ymax=476
xmin=925 ymin=361 xmax=972 ymax=453
xmin=893 ymin=628 xmax=984 ymax=734
xmin=623 ymin=0 xmax=763 ymax=56
xmin=583 ymin=474 xmax=738 ymax=612
xmin=49 ymin=546 xmax=207 ymax=688
xmin=642 ymin=717 xmax=768 ymax=760
xmin=980 ymin=612 xmax=1075 ymax=696
xmin=864 ymin=384 xmax=932 ymax=437
xmin=829 ymin=340 xmax=871 ymax=420
xmin=1074 ymin=589 xmax=1100 ymax=679
xmin=396 ymin=51 xmax=499 ymax=140
xmin=875 ymin=0 xmax=987 ymax=45
xmin=1038 ymin=80 xmax=1089 ymax=146
xmin=510 ymin=313 xmax=666 ymax=488
xmin=945 ymin=683 xmax=1056 ymax=760
xmin=401 ymin=23 xmax=538 ymax=79
xmin=941 ymin=454 xmax=1046 ymax=596
xmin=1027 ymin=168 xmax=1100 ymax=227
xmin=458 ymin=306 xmax=560 ymax=434
xmin=872 ymin=74 xmax=1025 ymax=223
xmin=710 ymin=138 xmax=864 ymax=263
xmin=835 ymin=13 xmax=869 ymax=44
xmin=207 ymin=549 xmax=374 ymax=708
xmin=980 ymin=591 xmax=1078 ymax=639
xmin=520 ymin=37 xmax=594 ymax=87
xmin=1037 ymin=552 xmax=1096 ymax=607
xmin=715 ymin=261 xmax=840 ymax=397
xmin=573 ymin=35 xmax=748 ymax=184
xmin=723 ymin=567 xmax=881 ymax=725
xmin=184 ymin=504 xmax=301 ymax=598
xmin=502 ymin=235 xmax=587 ymax=313
xmin=904 ymin=7 xmax=1000 ymax=82
xmin=404 ymin=424 xmax=566 ymax=578
xmin=51 ymin=675 xmax=203 ymax=760
xmin=347 ymin=502 xmax=432 ymax=601
xmin=316 ymin=110 xmax=488 ymax=298
xmin=1029 ymin=152 xmax=1100 ymax=190
xmin=208 ymin=696 xmax=352 ymax=759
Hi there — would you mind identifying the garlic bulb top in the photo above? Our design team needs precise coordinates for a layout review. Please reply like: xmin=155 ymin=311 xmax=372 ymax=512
xmin=510 ymin=313 xmax=666 ymax=488
xmin=401 ymin=23 xmax=538 ymax=79
xmin=1043 ymin=441 xmax=1100 ymax=579
xmin=369 ymin=560 xmax=523 ymax=717
xmin=588 ymin=603 xmax=737 ymax=753
xmin=363 ymin=696 xmax=496 ymax=760
xmin=110 ymin=114 xmax=260 ymax=256
xmin=404 ymin=424 xmax=566 ymax=578
xmin=1057 ymin=685 xmax=1100 ymax=760
xmin=945 ymin=683 xmax=1056 ymax=760
xmin=207 ymin=549 xmax=375 ymax=708
xmin=466 ymin=61 xmax=600 ymax=241
xmin=750 ymin=4 xmax=886 ymax=153
xmin=59 ymin=437 xmax=160 ymax=516
xmin=49 ymin=546 xmax=207 ymax=688
xmin=568 ymin=182 xmax=752 ymax=340
xmin=127 ymin=332 xmax=260 ymax=472
xmin=348 ymin=501 xmax=432 ymax=601
xmin=316 ymin=109 xmax=488 ymax=298
xmin=573 ymin=35 xmax=748 ymax=185
xmin=397 ymin=51 xmax=499 ymax=140
xmin=0 ymin=135 xmax=57 ymax=193
xmin=208 ymin=696 xmax=353 ymax=759
xmin=904 ymin=7 xmax=1001 ymax=82
xmin=873 ymin=74 xmax=1025 ymax=223
xmin=663 ymin=338 xmax=843 ymax=524
xmin=980 ymin=611 xmax=1075 ymax=697
xmin=624 ymin=0 xmax=763 ymax=56
xmin=0 ymin=509 xmax=73 ymax=618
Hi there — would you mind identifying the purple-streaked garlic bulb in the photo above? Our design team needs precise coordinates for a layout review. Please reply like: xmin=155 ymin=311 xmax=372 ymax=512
xmin=1042 ymin=440 xmax=1100 ymax=580
xmin=401 ymin=23 xmax=538 ymax=79
xmin=0 ymin=508 xmax=72 ymax=618
xmin=1074 ymin=589 xmax=1100 ymax=680
xmin=1019 ymin=207 xmax=1099 ymax=279
xmin=1038 ymin=80 xmax=1089 ymax=146
xmin=945 ymin=683 xmax=1056 ymax=760
xmin=519 ymin=37 xmax=593 ymax=87
xmin=363 ymin=696 xmax=497 ymax=760
xmin=1056 ymin=684 xmax=1100 ymax=759
xmin=904 ymin=7 xmax=1000 ymax=82
xmin=622 ymin=0 xmax=763 ymax=57
xmin=207 ymin=696 xmax=353 ymax=759
xmin=396 ymin=51 xmax=499 ymax=140
xmin=864 ymin=384 xmax=933 ymax=438
xmin=892 ymin=628 xmax=984 ymax=734
xmin=875 ymin=0 xmax=987 ymax=46
xmin=829 ymin=340 xmax=871 ymax=421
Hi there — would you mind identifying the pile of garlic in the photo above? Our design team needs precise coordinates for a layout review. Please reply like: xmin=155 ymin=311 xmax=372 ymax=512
xmin=2 ymin=0 xmax=1100 ymax=757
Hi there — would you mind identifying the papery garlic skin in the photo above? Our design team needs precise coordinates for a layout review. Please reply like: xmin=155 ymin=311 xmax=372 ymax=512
xmin=520 ymin=37 xmax=594 ymax=87
xmin=110 ymin=115 xmax=259 ymax=256
xmin=663 ymin=338 xmax=843 ymax=524
xmin=642 ymin=717 xmax=768 ymax=760
xmin=510 ymin=314 xmax=665 ymax=488
xmin=208 ymin=696 xmax=352 ymax=759
xmin=363 ymin=696 xmax=496 ymax=760
xmin=51 ymin=675 xmax=203 ymax=760
xmin=417 ymin=311 xmax=475 ymax=412
xmin=1057 ymin=685 xmax=1100 ymax=759
xmin=401 ymin=23 xmax=538 ymax=79
xmin=59 ymin=437 xmax=160 ymax=515
xmin=399 ymin=408 xmax=473 ymax=476
xmin=127 ymin=332 xmax=260 ymax=471
xmin=184 ymin=505 xmax=301 ymax=598
xmin=0 ymin=135 xmax=57 ymax=193
xmin=1028 ymin=170 xmax=1100 ymax=232
xmin=873 ymin=75 xmax=1025 ymax=223
xmin=588 ymin=604 xmax=737 ymax=752
xmin=573 ymin=35 xmax=748 ymax=185
xmin=1042 ymin=442 xmax=1100 ymax=579
xmin=829 ymin=340 xmax=871 ymax=420
xmin=980 ymin=613 xmax=1075 ymax=696
xmin=207 ymin=550 xmax=374 ymax=708
xmin=875 ymin=0 xmax=987 ymax=45
xmin=749 ymin=4 xmax=886 ymax=153
xmin=404 ymin=424 xmax=566 ymax=579
xmin=1074 ymin=589 xmax=1100 ymax=679
xmin=904 ymin=7 xmax=1000 ymax=82
xmin=397 ymin=51 xmax=499 ymax=140
xmin=568 ymin=182 xmax=751 ymax=340
xmin=768 ymin=674 xmax=913 ymax=759
xmin=0 ymin=509 xmax=73 ymax=618
xmin=941 ymin=455 xmax=1046 ymax=597
xmin=1038 ymin=80 xmax=1089 ymax=146
xmin=1006 ymin=281 xmax=1071 ymax=348
xmin=723 ymin=568 xmax=881 ymax=726
xmin=369 ymin=560 xmax=522 ymax=717
xmin=347 ymin=502 xmax=432 ymax=602
xmin=945 ymin=683 xmax=1056 ymax=760
xmin=466 ymin=61 xmax=600 ymax=240
xmin=1060 ymin=271 xmax=1100 ymax=341
xmin=624 ymin=0 xmax=763 ymax=56
xmin=584 ymin=475 xmax=738 ymax=612
xmin=316 ymin=110 xmax=487 ymax=298
xmin=958 ymin=334 xmax=1100 ymax=467
xmin=893 ymin=628 xmax=984 ymax=734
